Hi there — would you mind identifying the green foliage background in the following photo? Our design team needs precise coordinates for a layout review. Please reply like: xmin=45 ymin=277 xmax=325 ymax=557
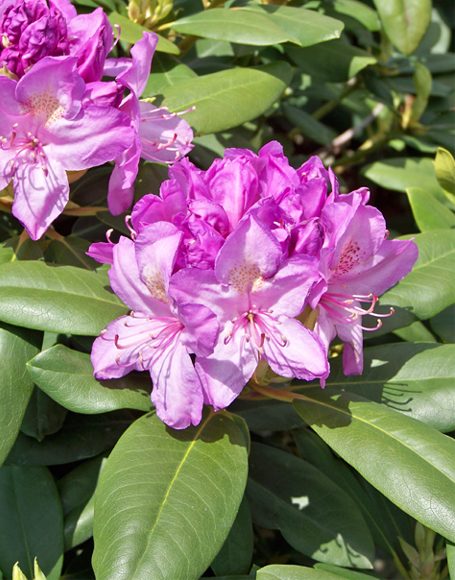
xmin=0 ymin=0 xmax=454 ymax=578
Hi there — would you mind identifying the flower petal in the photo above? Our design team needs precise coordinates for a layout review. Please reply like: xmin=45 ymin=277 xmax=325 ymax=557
xmin=12 ymin=157 xmax=68 ymax=240
xmin=151 ymin=343 xmax=204 ymax=429
xmin=196 ymin=328 xmax=257 ymax=411
xmin=263 ymin=317 xmax=329 ymax=382
xmin=336 ymin=320 xmax=364 ymax=375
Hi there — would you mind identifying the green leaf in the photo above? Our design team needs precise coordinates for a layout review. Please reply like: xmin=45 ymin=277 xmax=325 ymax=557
xmin=0 ymin=324 xmax=40 ymax=466
xmin=383 ymin=230 xmax=455 ymax=320
xmin=314 ymin=563 xmax=379 ymax=578
xmin=331 ymin=0 xmax=380 ymax=31
xmin=244 ymin=5 xmax=344 ymax=48
xmin=172 ymin=6 xmax=343 ymax=48
xmin=293 ymin=391 xmax=455 ymax=542
xmin=211 ymin=497 xmax=253 ymax=576
xmin=447 ymin=542 xmax=455 ymax=579
xmin=27 ymin=345 xmax=151 ymax=414
xmin=0 ymin=466 xmax=63 ymax=580
xmin=373 ymin=0 xmax=432 ymax=55
xmin=162 ymin=63 xmax=293 ymax=135
xmin=6 ymin=412 xmax=132 ymax=466
xmin=393 ymin=319 xmax=436 ymax=343
xmin=44 ymin=236 xmax=97 ymax=269
xmin=283 ymin=104 xmax=337 ymax=146
xmin=21 ymin=389 xmax=67 ymax=441
xmin=405 ymin=187 xmax=455 ymax=231
xmin=171 ymin=8 xmax=299 ymax=46
xmin=434 ymin=147 xmax=455 ymax=203
xmin=257 ymin=564 xmax=373 ymax=579
xmin=108 ymin=12 xmax=179 ymax=54
xmin=363 ymin=157 xmax=445 ymax=198
xmin=0 ymin=246 xmax=13 ymax=264
xmin=93 ymin=412 xmax=249 ymax=580
xmin=287 ymin=39 xmax=376 ymax=82
xmin=410 ymin=62 xmax=432 ymax=123
xmin=316 ymin=342 xmax=455 ymax=433
xmin=0 ymin=262 xmax=127 ymax=335
xmin=59 ymin=457 xmax=105 ymax=551
xmin=232 ymin=399 xmax=303 ymax=433
xmin=430 ymin=306 xmax=455 ymax=343
xmin=144 ymin=54 xmax=197 ymax=96
xmin=247 ymin=443 xmax=374 ymax=568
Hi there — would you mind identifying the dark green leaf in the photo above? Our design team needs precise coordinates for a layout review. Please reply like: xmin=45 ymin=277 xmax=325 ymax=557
xmin=293 ymin=391 xmax=455 ymax=542
xmin=211 ymin=497 xmax=253 ymax=576
xmin=283 ymin=104 xmax=337 ymax=146
xmin=0 ymin=324 xmax=40 ymax=466
xmin=144 ymin=54 xmax=197 ymax=96
xmin=21 ymin=389 xmax=67 ymax=441
xmin=162 ymin=64 xmax=293 ymax=135
xmin=0 ymin=262 xmax=127 ymax=335
xmin=430 ymin=306 xmax=455 ymax=343
xmin=248 ymin=443 xmax=374 ymax=568
xmin=0 ymin=466 xmax=63 ymax=580
xmin=27 ymin=345 xmax=151 ymax=414
xmin=6 ymin=412 xmax=132 ymax=466
xmin=287 ymin=39 xmax=376 ymax=82
xmin=93 ymin=412 xmax=249 ymax=580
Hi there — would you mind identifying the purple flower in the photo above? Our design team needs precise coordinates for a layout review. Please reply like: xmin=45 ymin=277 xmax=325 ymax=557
xmin=0 ymin=56 xmax=133 ymax=239
xmin=171 ymin=215 xmax=329 ymax=410
xmin=104 ymin=33 xmax=194 ymax=215
xmin=311 ymin=191 xmax=418 ymax=374
xmin=91 ymin=223 xmax=219 ymax=429
xmin=0 ymin=0 xmax=113 ymax=81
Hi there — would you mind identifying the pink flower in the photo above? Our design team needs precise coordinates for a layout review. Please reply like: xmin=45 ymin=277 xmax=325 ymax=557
xmin=103 ymin=33 xmax=194 ymax=215
xmin=311 ymin=190 xmax=418 ymax=374
xmin=0 ymin=56 xmax=133 ymax=239
xmin=171 ymin=215 xmax=329 ymax=410
xmin=0 ymin=0 xmax=112 ymax=81
xmin=91 ymin=223 xmax=219 ymax=429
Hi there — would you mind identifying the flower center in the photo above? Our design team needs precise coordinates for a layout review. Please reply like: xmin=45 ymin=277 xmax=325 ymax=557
xmin=24 ymin=93 xmax=64 ymax=125
xmin=0 ymin=126 xmax=48 ymax=179
xmin=320 ymin=291 xmax=394 ymax=331
xmin=334 ymin=240 xmax=362 ymax=277
xmin=228 ymin=262 xmax=264 ymax=293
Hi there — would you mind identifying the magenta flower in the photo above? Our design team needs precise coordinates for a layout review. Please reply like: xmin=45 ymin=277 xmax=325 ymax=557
xmin=0 ymin=56 xmax=133 ymax=239
xmin=171 ymin=215 xmax=329 ymax=410
xmin=91 ymin=223 xmax=219 ymax=429
xmin=104 ymin=33 xmax=194 ymax=215
xmin=0 ymin=0 xmax=113 ymax=81
xmin=312 ymin=191 xmax=418 ymax=374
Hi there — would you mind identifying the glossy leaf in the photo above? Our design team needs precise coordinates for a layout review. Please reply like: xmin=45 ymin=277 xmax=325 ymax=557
xmin=6 ymin=412 xmax=132 ymax=466
xmin=410 ymin=62 xmax=432 ymax=123
xmin=283 ymin=104 xmax=336 ymax=146
xmin=0 ymin=324 xmax=40 ymax=466
xmin=108 ymin=12 xmax=179 ymax=54
xmin=406 ymin=187 xmax=455 ymax=231
xmin=0 ymin=262 xmax=127 ymax=335
xmin=383 ymin=230 xmax=455 ymax=320
xmin=363 ymin=157 xmax=445 ymax=198
xmin=93 ymin=412 xmax=249 ymax=580
xmin=331 ymin=0 xmax=380 ymax=31
xmin=59 ymin=457 xmax=105 ymax=551
xmin=287 ymin=39 xmax=376 ymax=82
xmin=27 ymin=345 xmax=151 ymax=414
xmin=293 ymin=391 xmax=455 ymax=542
xmin=145 ymin=54 xmax=197 ymax=96
xmin=21 ymin=389 xmax=67 ymax=441
xmin=162 ymin=64 xmax=293 ymax=135
xmin=373 ymin=0 xmax=432 ymax=55
xmin=172 ymin=6 xmax=343 ymax=48
xmin=257 ymin=564 xmax=373 ymax=579
xmin=248 ymin=443 xmax=375 ymax=568
xmin=430 ymin=306 xmax=455 ymax=343
xmin=434 ymin=147 xmax=455 ymax=203
xmin=314 ymin=342 xmax=455 ymax=432
xmin=0 ymin=466 xmax=63 ymax=580
xmin=211 ymin=497 xmax=253 ymax=576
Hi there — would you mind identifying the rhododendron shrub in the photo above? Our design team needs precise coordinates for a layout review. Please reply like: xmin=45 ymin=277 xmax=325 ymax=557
xmin=0 ymin=1 xmax=454 ymax=579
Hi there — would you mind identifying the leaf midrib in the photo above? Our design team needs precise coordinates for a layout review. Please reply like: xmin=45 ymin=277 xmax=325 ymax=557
xmin=130 ymin=413 xmax=213 ymax=577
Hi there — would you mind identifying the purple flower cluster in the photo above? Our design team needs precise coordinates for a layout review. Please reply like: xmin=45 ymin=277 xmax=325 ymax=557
xmin=89 ymin=142 xmax=418 ymax=429
xmin=0 ymin=0 xmax=193 ymax=239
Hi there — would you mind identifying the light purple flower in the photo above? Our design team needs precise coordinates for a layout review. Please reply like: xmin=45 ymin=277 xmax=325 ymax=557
xmin=104 ymin=33 xmax=194 ymax=215
xmin=91 ymin=223 xmax=219 ymax=429
xmin=171 ymin=215 xmax=329 ymax=410
xmin=0 ymin=56 xmax=133 ymax=239
xmin=311 ymin=191 xmax=418 ymax=374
